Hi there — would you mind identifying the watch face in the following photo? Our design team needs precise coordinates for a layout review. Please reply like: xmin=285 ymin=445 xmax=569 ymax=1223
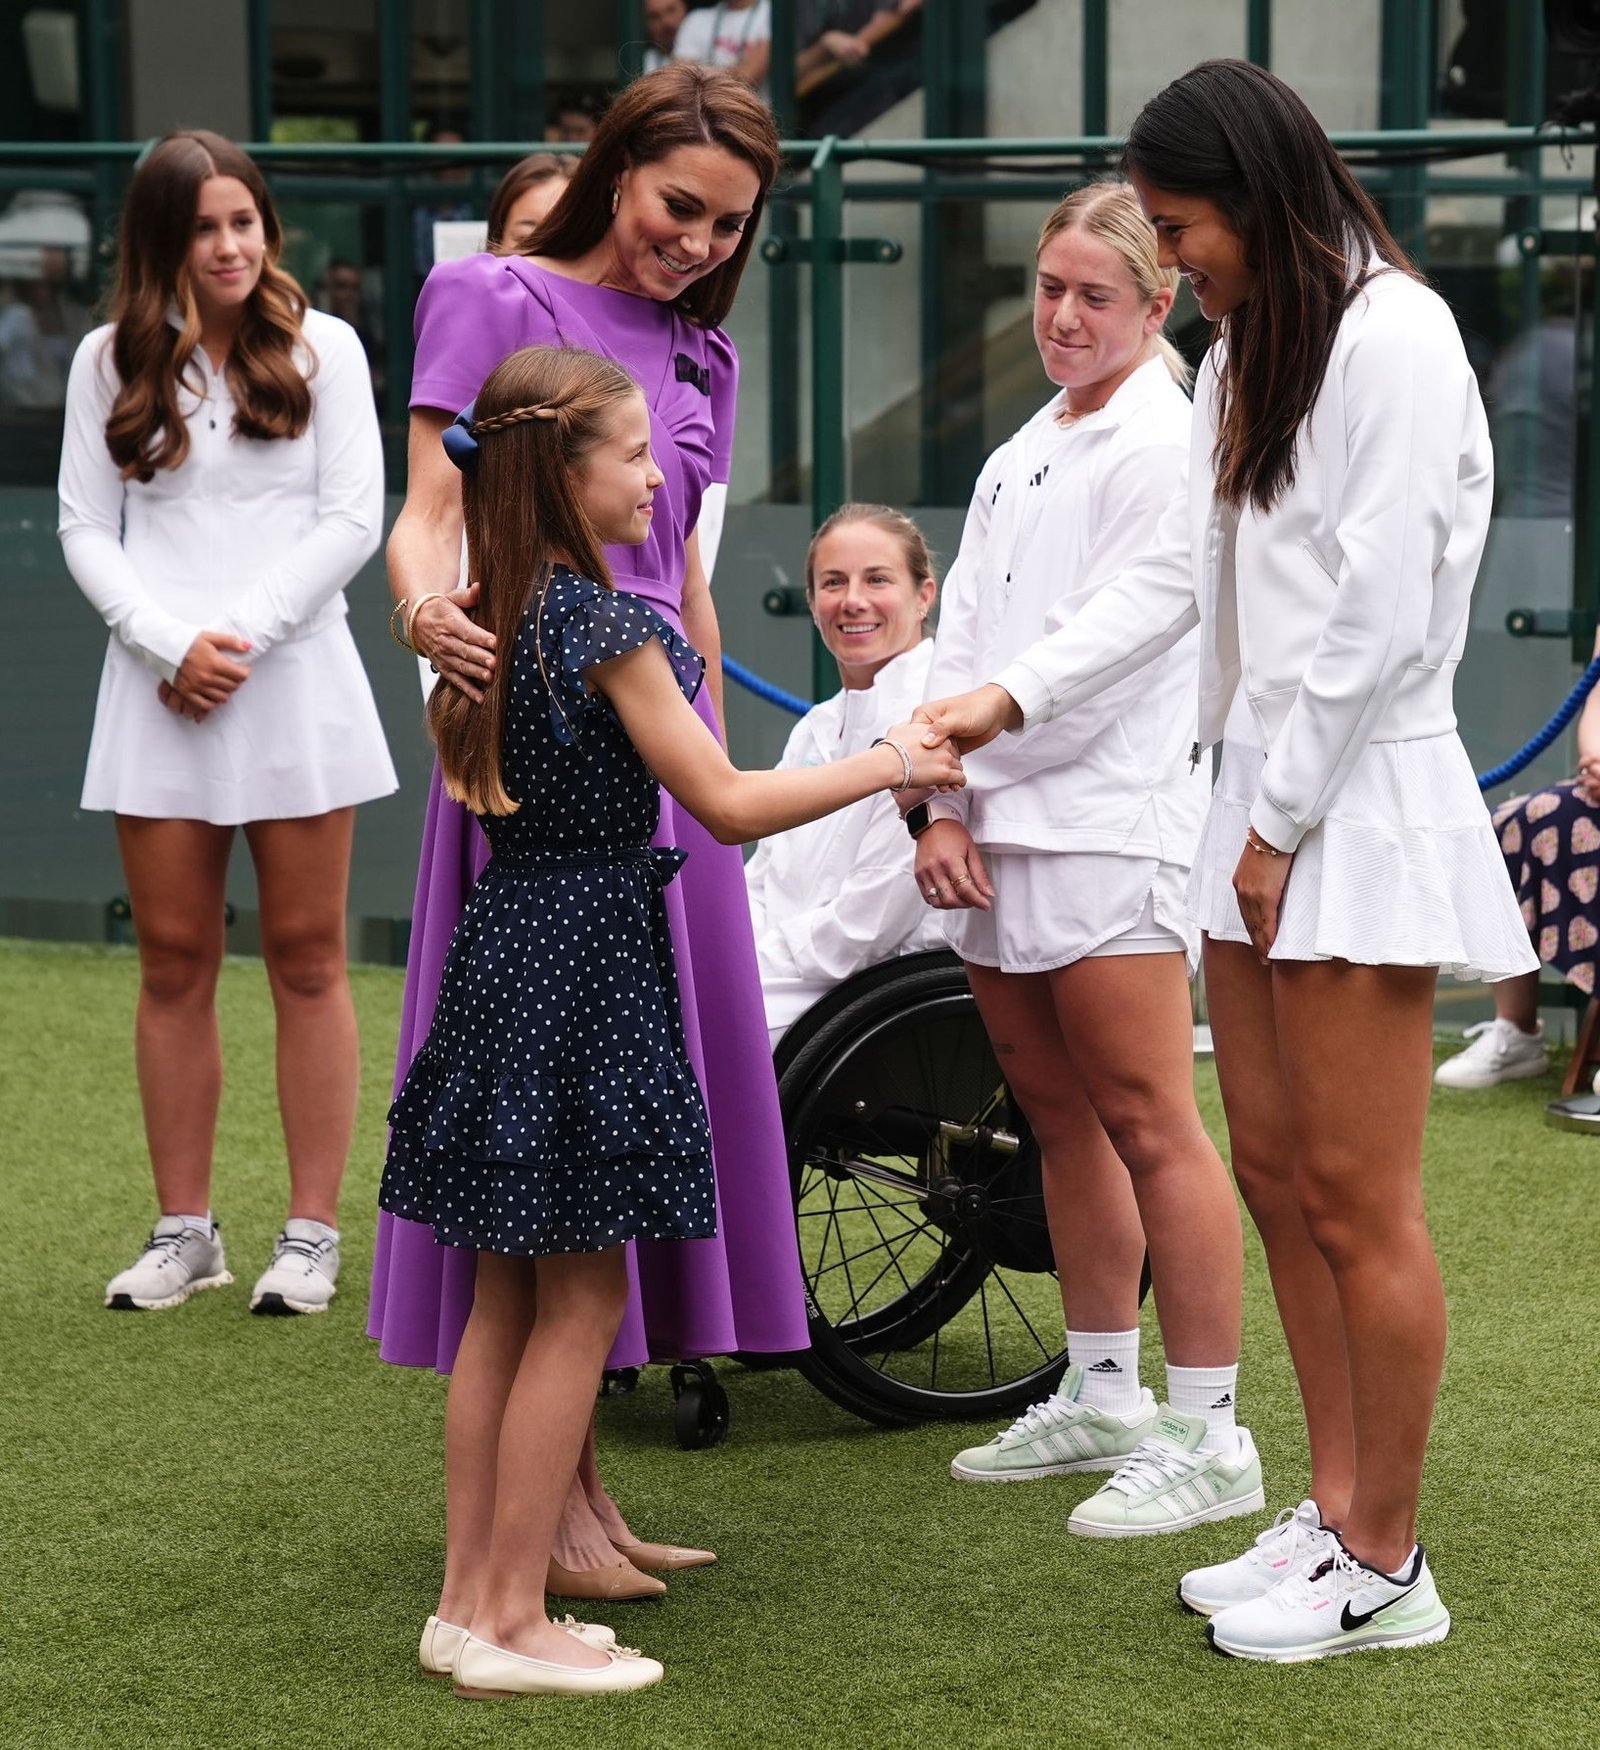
xmin=905 ymin=801 xmax=932 ymax=838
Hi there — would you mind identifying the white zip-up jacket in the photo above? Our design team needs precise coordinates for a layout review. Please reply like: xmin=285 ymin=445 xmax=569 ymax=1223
xmin=994 ymin=269 xmax=1494 ymax=852
xmin=746 ymin=640 xmax=945 ymax=1034
xmin=927 ymin=357 xmax=1207 ymax=864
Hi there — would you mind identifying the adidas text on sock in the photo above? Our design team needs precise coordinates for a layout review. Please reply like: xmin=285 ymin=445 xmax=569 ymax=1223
xmin=1069 ymin=1328 xmax=1142 ymax=1414
xmin=1166 ymin=1361 xmax=1239 ymax=1452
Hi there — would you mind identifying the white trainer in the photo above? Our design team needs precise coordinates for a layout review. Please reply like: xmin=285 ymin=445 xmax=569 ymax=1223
xmin=105 ymin=1217 xmax=232 ymax=1311
xmin=250 ymin=1219 xmax=339 ymax=1315
xmin=1433 ymin=1017 xmax=1546 ymax=1089
xmin=1209 ymin=1540 xmax=1450 ymax=1662
xmin=950 ymin=1364 xmax=1158 ymax=1481
xmin=1179 ymin=1498 xmax=1338 ymax=1615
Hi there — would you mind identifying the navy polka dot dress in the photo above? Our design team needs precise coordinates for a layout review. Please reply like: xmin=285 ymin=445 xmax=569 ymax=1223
xmin=380 ymin=570 xmax=717 ymax=1256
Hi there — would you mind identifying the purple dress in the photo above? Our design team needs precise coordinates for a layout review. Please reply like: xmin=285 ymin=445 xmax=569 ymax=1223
xmin=367 ymin=254 xmax=808 ymax=1371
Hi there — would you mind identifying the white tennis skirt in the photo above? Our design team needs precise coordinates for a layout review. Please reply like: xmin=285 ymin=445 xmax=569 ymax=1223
xmin=946 ymin=850 xmax=1197 ymax=976
xmin=1187 ymin=735 xmax=1538 ymax=982
xmin=81 ymin=620 xmax=398 ymax=824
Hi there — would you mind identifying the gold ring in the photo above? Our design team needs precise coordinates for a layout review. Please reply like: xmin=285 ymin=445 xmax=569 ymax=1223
xmin=951 ymin=874 xmax=971 ymax=887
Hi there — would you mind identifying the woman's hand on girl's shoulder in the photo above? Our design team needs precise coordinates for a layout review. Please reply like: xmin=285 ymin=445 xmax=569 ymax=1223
xmin=411 ymin=583 xmax=497 ymax=702
xmin=883 ymin=720 xmax=965 ymax=793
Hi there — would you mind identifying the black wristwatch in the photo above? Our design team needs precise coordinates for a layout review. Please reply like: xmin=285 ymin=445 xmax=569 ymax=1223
xmin=904 ymin=802 xmax=935 ymax=839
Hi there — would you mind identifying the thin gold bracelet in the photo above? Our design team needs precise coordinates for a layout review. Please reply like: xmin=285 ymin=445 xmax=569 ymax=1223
xmin=406 ymin=592 xmax=450 ymax=656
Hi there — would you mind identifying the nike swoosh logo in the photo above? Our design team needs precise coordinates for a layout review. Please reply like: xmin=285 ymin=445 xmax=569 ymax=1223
xmin=1341 ymin=1585 xmax=1418 ymax=1632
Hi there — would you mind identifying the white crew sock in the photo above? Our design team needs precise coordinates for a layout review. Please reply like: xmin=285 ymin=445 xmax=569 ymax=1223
xmin=284 ymin=1217 xmax=339 ymax=1243
xmin=1068 ymin=1327 xmax=1142 ymax=1414
xmin=1166 ymin=1361 xmax=1239 ymax=1454
xmin=171 ymin=1212 xmax=213 ymax=1238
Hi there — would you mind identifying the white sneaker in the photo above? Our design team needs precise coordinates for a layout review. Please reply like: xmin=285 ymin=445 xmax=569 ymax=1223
xmin=1066 ymin=1407 xmax=1265 ymax=1537
xmin=105 ymin=1217 xmax=232 ymax=1310
xmin=950 ymin=1364 xmax=1158 ymax=1480
xmin=249 ymin=1219 xmax=339 ymax=1315
xmin=1179 ymin=1499 xmax=1338 ymax=1615
xmin=1209 ymin=1539 xmax=1450 ymax=1662
xmin=1433 ymin=1018 xmax=1546 ymax=1089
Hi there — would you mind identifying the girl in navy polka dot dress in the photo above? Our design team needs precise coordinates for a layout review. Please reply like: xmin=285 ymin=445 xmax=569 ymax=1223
xmin=381 ymin=343 xmax=964 ymax=1700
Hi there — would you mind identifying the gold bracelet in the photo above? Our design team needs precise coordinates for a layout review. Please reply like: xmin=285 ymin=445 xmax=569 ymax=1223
xmin=406 ymin=592 xmax=450 ymax=654
xmin=1245 ymin=827 xmax=1283 ymax=858
xmin=387 ymin=598 xmax=416 ymax=653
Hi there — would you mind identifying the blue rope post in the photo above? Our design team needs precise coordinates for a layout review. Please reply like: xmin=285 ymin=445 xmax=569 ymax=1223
xmin=722 ymin=655 xmax=810 ymax=718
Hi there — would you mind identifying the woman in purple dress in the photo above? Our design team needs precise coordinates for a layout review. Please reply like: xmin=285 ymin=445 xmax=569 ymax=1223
xmin=370 ymin=65 xmax=802 ymax=1595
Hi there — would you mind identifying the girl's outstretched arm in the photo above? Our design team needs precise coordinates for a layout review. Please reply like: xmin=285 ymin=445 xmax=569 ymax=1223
xmin=595 ymin=639 xmax=963 ymax=845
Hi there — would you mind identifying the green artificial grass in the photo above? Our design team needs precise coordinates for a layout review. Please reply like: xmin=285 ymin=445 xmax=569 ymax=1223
xmin=2 ymin=937 xmax=1595 ymax=1749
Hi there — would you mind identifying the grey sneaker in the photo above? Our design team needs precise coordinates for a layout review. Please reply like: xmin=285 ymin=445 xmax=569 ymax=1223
xmin=249 ymin=1219 xmax=339 ymax=1315
xmin=950 ymin=1364 xmax=1157 ymax=1481
xmin=1433 ymin=1018 xmax=1546 ymax=1089
xmin=105 ymin=1217 xmax=232 ymax=1310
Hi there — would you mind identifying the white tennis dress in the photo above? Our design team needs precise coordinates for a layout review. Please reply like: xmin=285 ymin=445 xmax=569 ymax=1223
xmin=58 ymin=308 xmax=397 ymax=823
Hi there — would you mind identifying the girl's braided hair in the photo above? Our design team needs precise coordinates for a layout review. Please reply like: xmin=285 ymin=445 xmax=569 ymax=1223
xmin=430 ymin=344 xmax=642 ymax=816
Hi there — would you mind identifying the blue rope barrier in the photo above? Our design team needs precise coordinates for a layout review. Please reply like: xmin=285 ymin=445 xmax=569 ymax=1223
xmin=1477 ymin=654 xmax=1600 ymax=792
xmin=723 ymin=654 xmax=810 ymax=717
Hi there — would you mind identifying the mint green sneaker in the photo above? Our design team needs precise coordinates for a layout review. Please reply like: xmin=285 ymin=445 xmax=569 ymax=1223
xmin=949 ymin=1364 xmax=1158 ymax=1482
xmin=1067 ymin=1406 xmax=1265 ymax=1537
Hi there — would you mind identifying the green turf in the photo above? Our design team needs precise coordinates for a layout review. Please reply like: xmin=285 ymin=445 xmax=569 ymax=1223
xmin=2 ymin=938 xmax=1594 ymax=1749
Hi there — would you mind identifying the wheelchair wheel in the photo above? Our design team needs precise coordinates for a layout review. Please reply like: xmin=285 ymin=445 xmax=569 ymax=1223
xmin=780 ymin=952 xmax=1070 ymax=1428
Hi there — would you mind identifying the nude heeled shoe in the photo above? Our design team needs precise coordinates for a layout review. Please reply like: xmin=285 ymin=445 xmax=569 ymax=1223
xmin=615 ymin=1540 xmax=717 ymax=1573
xmin=546 ymin=1556 xmax=668 ymax=1601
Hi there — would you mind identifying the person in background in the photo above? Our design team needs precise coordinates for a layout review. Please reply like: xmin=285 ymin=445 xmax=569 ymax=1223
xmin=413 ymin=123 xmax=474 ymax=276
xmin=317 ymin=258 xmax=383 ymax=400
xmin=58 ymin=130 xmax=395 ymax=1318
xmin=486 ymin=153 xmax=577 ymax=254
xmin=1434 ymin=623 xmax=1600 ymax=1088
xmin=745 ymin=503 xmax=944 ymax=1046
xmin=643 ymin=0 xmax=689 ymax=72
xmin=549 ymin=94 xmax=602 ymax=144
xmin=674 ymin=1 xmax=772 ymax=97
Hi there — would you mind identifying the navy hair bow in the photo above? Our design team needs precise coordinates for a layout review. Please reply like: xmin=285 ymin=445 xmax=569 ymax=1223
xmin=441 ymin=401 xmax=479 ymax=475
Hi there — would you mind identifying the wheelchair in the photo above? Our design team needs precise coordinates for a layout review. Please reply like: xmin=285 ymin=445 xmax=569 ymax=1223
xmin=775 ymin=948 xmax=1148 ymax=1429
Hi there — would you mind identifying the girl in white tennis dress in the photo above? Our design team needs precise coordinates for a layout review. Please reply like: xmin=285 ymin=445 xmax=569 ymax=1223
xmin=927 ymin=184 xmax=1255 ymax=1537
xmin=58 ymin=130 xmax=395 ymax=1319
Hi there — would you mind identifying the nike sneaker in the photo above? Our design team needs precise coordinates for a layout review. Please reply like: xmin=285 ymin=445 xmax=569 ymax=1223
xmin=1067 ymin=1406 xmax=1265 ymax=1537
xmin=1179 ymin=1499 xmax=1338 ymax=1615
xmin=1208 ymin=1539 xmax=1450 ymax=1662
xmin=949 ymin=1364 xmax=1157 ymax=1481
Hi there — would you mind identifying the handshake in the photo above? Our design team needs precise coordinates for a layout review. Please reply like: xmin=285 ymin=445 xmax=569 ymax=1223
xmin=879 ymin=683 xmax=1023 ymax=794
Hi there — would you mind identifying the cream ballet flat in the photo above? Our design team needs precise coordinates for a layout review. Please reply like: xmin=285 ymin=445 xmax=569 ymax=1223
xmin=420 ymin=1613 xmax=616 ymax=1678
xmin=453 ymin=1632 xmax=663 ymax=1699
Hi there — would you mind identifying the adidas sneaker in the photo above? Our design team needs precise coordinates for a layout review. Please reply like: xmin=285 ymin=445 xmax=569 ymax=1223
xmin=105 ymin=1217 xmax=232 ymax=1311
xmin=949 ymin=1364 xmax=1157 ymax=1481
xmin=1208 ymin=1539 xmax=1450 ymax=1662
xmin=1067 ymin=1405 xmax=1265 ymax=1537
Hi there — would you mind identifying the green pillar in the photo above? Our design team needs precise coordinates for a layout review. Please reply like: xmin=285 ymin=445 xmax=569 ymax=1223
xmin=379 ymin=0 xmax=414 ymax=434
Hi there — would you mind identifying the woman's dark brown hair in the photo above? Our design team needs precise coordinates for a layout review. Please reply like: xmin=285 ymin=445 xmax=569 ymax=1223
xmin=105 ymin=130 xmax=311 ymax=482
xmin=486 ymin=152 xmax=577 ymax=251
xmin=431 ymin=344 xmax=640 ymax=816
xmin=520 ymin=62 xmax=780 ymax=328
xmin=1124 ymin=59 xmax=1417 ymax=513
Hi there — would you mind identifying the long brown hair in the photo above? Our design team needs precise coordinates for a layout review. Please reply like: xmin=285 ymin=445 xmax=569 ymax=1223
xmin=1038 ymin=182 xmax=1190 ymax=389
xmin=431 ymin=345 xmax=641 ymax=816
xmin=104 ymin=130 xmax=311 ymax=483
xmin=520 ymin=62 xmax=780 ymax=328
xmin=1124 ymin=60 xmax=1417 ymax=513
